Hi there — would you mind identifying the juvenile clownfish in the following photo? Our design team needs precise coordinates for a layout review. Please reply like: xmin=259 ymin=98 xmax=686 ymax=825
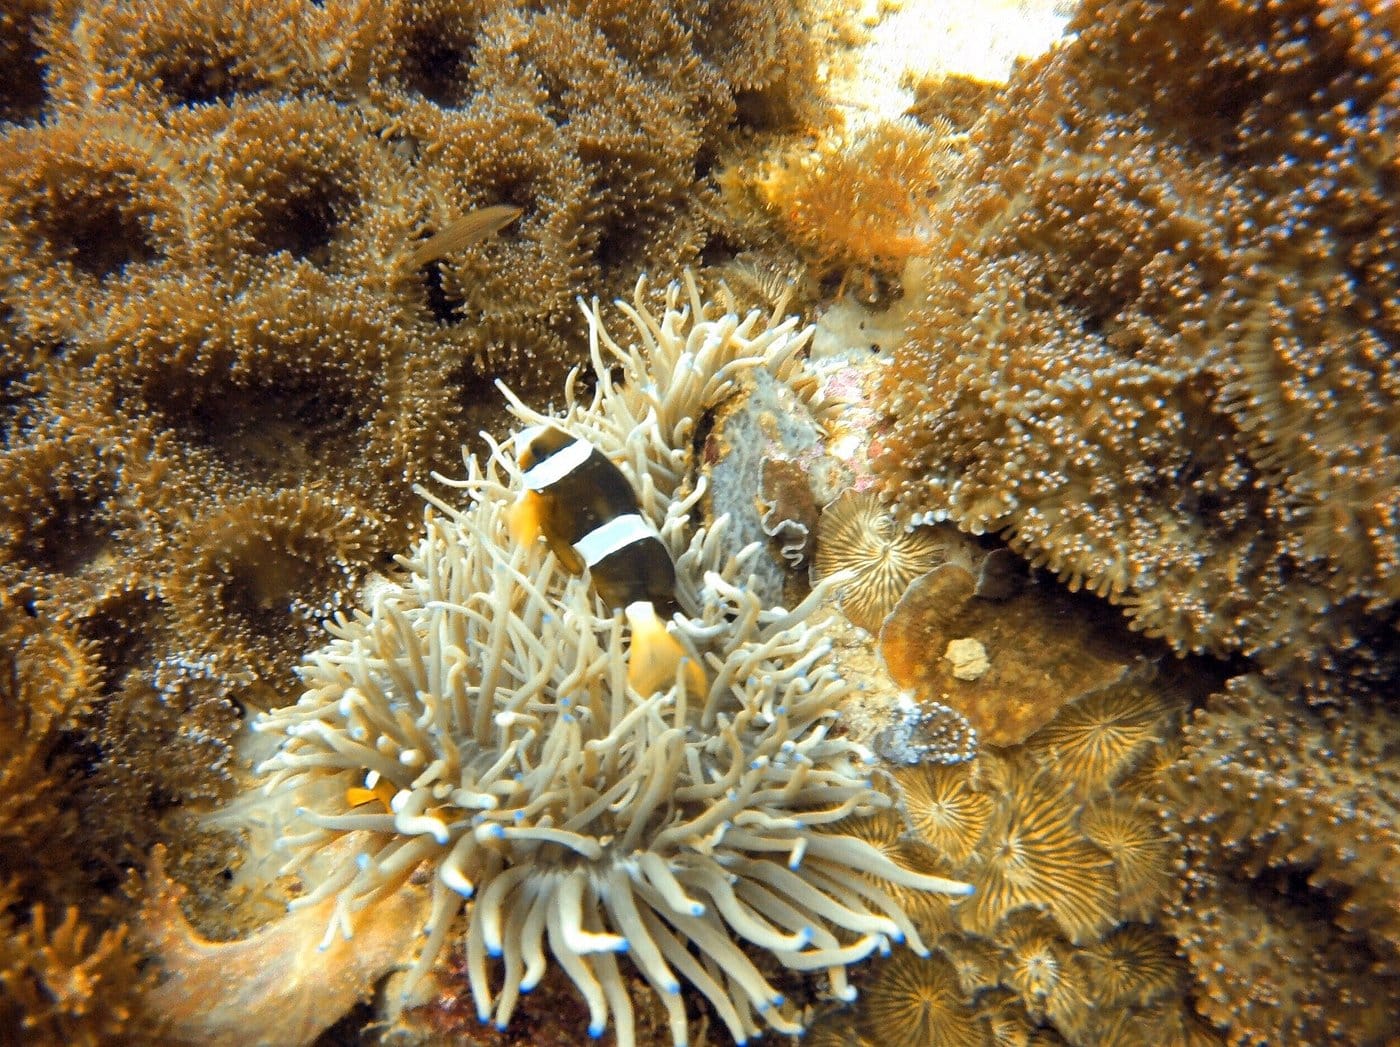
xmin=507 ymin=426 xmax=705 ymax=697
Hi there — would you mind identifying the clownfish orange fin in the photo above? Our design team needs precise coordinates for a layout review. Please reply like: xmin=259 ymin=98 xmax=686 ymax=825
xmin=345 ymin=786 xmax=378 ymax=808
xmin=507 ymin=491 xmax=545 ymax=547
xmin=345 ymin=777 xmax=397 ymax=812
xmin=624 ymin=601 xmax=705 ymax=696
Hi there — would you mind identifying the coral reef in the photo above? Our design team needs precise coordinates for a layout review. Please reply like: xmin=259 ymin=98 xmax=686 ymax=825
xmin=136 ymin=844 xmax=424 ymax=1047
xmin=0 ymin=596 xmax=153 ymax=1045
xmin=700 ymin=360 xmax=835 ymax=607
xmin=8 ymin=2 xmax=1393 ymax=1045
xmin=209 ymin=280 xmax=970 ymax=1047
xmin=957 ymin=758 xmax=1117 ymax=944
xmin=0 ymin=594 xmax=93 ymax=905
xmin=1164 ymin=674 xmax=1400 ymax=1045
xmin=854 ymin=950 xmax=984 ymax=1047
xmin=872 ymin=0 xmax=1400 ymax=700
xmin=879 ymin=563 xmax=1150 ymax=747
xmin=753 ymin=3 xmax=1397 ymax=1044
xmin=751 ymin=116 xmax=961 ymax=282
xmin=0 ymin=3 xmax=818 ymax=1027
xmin=0 ymin=891 xmax=152 ymax=1047
xmin=796 ymin=626 xmax=1205 ymax=1045
xmin=828 ymin=3 xmax=1398 ymax=1039
xmin=812 ymin=490 xmax=970 ymax=634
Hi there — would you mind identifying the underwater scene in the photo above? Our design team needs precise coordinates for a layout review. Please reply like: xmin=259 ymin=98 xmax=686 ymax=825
xmin=1 ymin=0 xmax=1397 ymax=1044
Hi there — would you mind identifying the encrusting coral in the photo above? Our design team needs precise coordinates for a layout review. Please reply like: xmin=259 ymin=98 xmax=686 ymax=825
xmin=1163 ymin=674 xmax=1400 ymax=1045
xmin=167 ymin=278 xmax=973 ymax=1047
xmin=871 ymin=0 xmax=1400 ymax=700
xmin=0 ymin=594 xmax=155 ymax=1045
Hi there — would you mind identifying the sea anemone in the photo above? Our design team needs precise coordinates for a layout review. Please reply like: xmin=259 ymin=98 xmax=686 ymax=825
xmin=250 ymin=277 xmax=971 ymax=1047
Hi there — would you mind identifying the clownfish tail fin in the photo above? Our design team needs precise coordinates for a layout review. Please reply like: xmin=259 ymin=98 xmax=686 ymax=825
xmin=624 ymin=601 xmax=705 ymax=697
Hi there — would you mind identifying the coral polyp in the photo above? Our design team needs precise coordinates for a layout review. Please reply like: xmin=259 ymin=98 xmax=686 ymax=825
xmin=250 ymin=280 xmax=972 ymax=1047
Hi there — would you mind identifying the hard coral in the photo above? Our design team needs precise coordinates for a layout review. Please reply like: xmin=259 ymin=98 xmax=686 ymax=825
xmin=873 ymin=0 xmax=1400 ymax=699
xmin=246 ymin=281 xmax=970 ymax=1047
xmin=960 ymin=759 xmax=1116 ymax=945
xmin=812 ymin=490 xmax=965 ymax=634
xmin=892 ymin=762 xmax=993 ymax=866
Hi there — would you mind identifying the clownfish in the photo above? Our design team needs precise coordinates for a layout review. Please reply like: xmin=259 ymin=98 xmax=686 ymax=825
xmin=507 ymin=426 xmax=705 ymax=697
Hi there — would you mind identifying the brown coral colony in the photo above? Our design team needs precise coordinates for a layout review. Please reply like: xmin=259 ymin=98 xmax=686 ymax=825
xmin=859 ymin=0 xmax=1398 ymax=1044
xmin=1 ymin=0 xmax=813 ymax=1041
xmin=2 ymin=0 xmax=1397 ymax=1044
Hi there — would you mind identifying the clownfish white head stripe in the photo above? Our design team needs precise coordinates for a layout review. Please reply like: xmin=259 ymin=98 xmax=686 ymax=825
xmin=520 ymin=435 xmax=595 ymax=492
xmin=572 ymin=513 xmax=658 ymax=570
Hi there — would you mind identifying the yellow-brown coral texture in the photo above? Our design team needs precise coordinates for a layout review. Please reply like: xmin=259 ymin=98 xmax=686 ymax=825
xmin=1164 ymin=674 xmax=1400 ymax=1045
xmin=0 ymin=0 xmax=816 ymax=1037
xmin=873 ymin=0 xmax=1400 ymax=700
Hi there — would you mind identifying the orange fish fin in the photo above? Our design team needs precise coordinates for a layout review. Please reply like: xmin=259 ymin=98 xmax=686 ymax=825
xmin=507 ymin=492 xmax=545 ymax=546
xmin=343 ymin=783 xmax=378 ymax=811
xmin=624 ymin=601 xmax=704 ymax=696
xmin=345 ymin=786 xmax=376 ymax=808
xmin=346 ymin=778 xmax=397 ymax=811
xmin=508 ymin=492 xmax=586 ymax=573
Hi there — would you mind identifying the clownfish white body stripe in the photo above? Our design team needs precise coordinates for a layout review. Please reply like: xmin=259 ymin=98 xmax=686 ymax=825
xmin=572 ymin=513 xmax=657 ymax=569
xmin=507 ymin=426 xmax=704 ymax=696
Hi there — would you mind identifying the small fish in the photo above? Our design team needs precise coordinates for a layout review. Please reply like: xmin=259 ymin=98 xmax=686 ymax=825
xmin=508 ymin=426 xmax=705 ymax=697
xmin=345 ymin=770 xmax=397 ymax=811
xmin=402 ymin=204 xmax=523 ymax=271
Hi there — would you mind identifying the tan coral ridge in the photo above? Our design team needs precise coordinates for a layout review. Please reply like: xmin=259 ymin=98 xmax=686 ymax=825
xmin=157 ymin=279 xmax=973 ymax=1047
xmin=0 ymin=0 xmax=819 ymax=979
xmin=871 ymin=0 xmax=1400 ymax=700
